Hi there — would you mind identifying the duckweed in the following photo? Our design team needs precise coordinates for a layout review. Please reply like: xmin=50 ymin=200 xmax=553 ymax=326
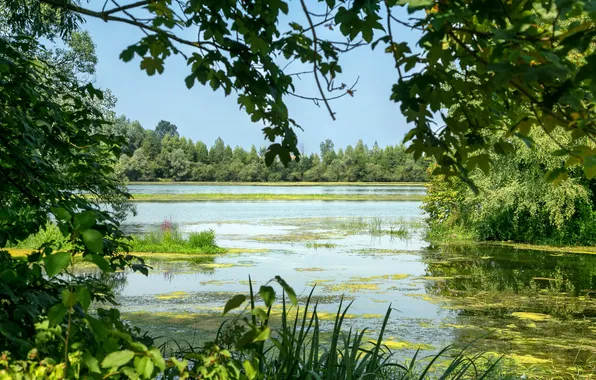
xmin=155 ymin=291 xmax=189 ymax=300
xmin=511 ymin=312 xmax=553 ymax=321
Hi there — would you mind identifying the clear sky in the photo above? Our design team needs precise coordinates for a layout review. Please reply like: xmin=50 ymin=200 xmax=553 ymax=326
xmin=82 ymin=4 xmax=420 ymax=153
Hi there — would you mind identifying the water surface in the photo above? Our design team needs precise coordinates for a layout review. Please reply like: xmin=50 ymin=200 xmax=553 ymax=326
xmin=115 ymin=184 xmax=596 ymax=376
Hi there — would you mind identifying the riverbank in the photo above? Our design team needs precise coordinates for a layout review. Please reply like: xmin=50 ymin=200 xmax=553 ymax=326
xmin=129 ymin=193 xmax=425 ymax=202
xmin=129 ymin=181 xmax=426 ymax=187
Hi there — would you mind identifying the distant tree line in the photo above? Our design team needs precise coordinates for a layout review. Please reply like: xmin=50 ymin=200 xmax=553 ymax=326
xmin=111 ymin=117 xmax=430 ymax=182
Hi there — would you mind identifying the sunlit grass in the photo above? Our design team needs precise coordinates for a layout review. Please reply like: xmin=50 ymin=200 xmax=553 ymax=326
xmin=130 ymin=229 xmax=224 ymax=254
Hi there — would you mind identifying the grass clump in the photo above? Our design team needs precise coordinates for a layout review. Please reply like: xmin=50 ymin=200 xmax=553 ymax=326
xmin=130 ymin=219 xmax=224 ymax=254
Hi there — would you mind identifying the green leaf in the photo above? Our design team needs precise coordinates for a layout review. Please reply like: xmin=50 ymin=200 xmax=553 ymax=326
xmin=135 ymin=356 xmax=154 ymax=379
xmin=74 ymin=210 xmax=96 ymax=231
xmin=83 ymin=352 xmax=101 ymax=373
xmin=584 ymin=155 xmax=596 ymax=179
xmin=149 ymin=348 xmax=166 ymax=372
xmin=101 ymin=350 xmax=135 ymax=369
xmin=44 ymin=251 xmax=71 ymax=277
xmin=259 ymin=285 xmax=276 ymax=307
xmin=82 ymin=229 xmax=104 ymax=253
xmin=77 ymin=287 xmax=91 ymax=311
xmin=223 ymin=294 xmax=246 ymax=315
xmin=83 ymin=253 xmax=112 ymax=272
xmin=275 ymin=276 xmax=297 ymax=305
xmin=253 ymin=326 xmax=271 ymax=342
xmin=48 ymin=303 xmax=67 ymax=327
xmin=251 ymin=307 xmax=268 ymax=321
xmin=120 ymin=46 xmax=136 ymax=62
xmin=243 ymin=360 xmax=258 ymax=380
xmin=544 ymin=168 xmax=569 ymax=185
xmin=50 ymin=207 xmax=71 ymax=221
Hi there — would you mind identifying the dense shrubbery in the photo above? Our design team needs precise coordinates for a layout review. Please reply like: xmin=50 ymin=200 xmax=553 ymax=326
xmin=423 ymin=134 xmax=596 ymax=245
xmin=113 ymin=120 xmax=429 ymax=183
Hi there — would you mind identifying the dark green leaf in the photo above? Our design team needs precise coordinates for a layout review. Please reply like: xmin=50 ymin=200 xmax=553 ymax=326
xmin=44 ymin=251 xmax=71 ymax=277
xmin=259 ymin=285 xmax=275 ymax=307
xmin=223 ymin=294 xmax=246 ymax=315
xmin=82 ymin=229 xmax=103 ymax=253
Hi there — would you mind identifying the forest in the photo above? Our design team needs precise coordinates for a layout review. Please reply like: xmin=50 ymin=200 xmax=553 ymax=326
xmin=114 ymin=118 xmax=429 ymax=182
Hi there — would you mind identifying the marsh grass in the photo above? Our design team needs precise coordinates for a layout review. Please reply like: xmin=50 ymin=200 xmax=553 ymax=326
xmin=130 ymin=229 xmax=224 ymax=254
xmin=7 ymin=222 xmax=71 ymax=250
xmin=161 ymin=286 xmax=505 ymax=379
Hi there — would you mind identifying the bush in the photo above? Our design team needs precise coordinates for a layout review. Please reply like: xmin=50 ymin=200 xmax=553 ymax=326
xmin=422 ymin=134 xmax=596 ymax=246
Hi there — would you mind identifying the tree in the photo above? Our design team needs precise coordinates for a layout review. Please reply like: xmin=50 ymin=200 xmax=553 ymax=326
xmin=6 ymin=0 xmax=594 ymax=184
xmin=0 ymin=33 xmax=160 ymax=377
xmin=423 ymin=132 xmax=596 ymax=245
xmin=154 ymin=119 xmax=178 ymax=139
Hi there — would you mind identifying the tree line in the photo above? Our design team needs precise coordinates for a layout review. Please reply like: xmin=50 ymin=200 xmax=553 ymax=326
xmin=113 ymin=117 xmax=430 ymax=182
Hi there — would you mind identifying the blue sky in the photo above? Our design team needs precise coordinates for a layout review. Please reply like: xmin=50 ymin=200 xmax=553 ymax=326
xmin=83 ymin=3 xmax=420 ymax=153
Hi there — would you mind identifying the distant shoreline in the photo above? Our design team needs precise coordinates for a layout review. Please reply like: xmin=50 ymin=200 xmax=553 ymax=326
xmin=128 ymin=193 xmax=425 ymax=202
xmin=128 ymin=181 xmax=427 ymax=187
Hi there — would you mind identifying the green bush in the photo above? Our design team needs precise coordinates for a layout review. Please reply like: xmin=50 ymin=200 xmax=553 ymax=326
xmin=422 ymin=133 xmax=596 ymax=246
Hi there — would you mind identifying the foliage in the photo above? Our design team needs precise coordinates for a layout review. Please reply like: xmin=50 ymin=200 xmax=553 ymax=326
xmin=160 ymin=283 xmax=504 ymax=379
xmin=5 ymin=0 xmax=595 ymax=184
xmin=114 ymin=124 xmax=430 ymax=182
xmin=130 ymin=226 xmax=223 ymax=254
xmin=423 ymin=134 xmax=596 ymax=245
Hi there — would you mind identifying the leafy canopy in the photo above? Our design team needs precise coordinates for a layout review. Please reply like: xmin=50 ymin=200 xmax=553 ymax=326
xmin=6 ymin=0 xmax=595 ymax=184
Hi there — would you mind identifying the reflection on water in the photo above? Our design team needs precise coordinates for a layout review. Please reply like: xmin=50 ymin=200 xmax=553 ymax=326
xmin=113 ymin=186 xmax=596 ymax=376
xmin=128 ymin=184 xmax=426 ymax=195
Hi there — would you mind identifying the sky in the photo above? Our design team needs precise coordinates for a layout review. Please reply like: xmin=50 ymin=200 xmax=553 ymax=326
xmin=82 ymin=3 xmax=421 ymax=153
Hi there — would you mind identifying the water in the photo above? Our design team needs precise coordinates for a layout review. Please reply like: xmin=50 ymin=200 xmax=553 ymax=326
xmin=128 ymin=183 xmax=426 ymax=195
xmin=115 ymin=184 xmax=596 ymax=376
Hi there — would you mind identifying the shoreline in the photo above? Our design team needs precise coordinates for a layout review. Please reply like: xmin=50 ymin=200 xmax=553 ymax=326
xmin=128 ymin=181 xmax=426 ymax=187
xmin=128 ymin=193 xmax=425 ymax=202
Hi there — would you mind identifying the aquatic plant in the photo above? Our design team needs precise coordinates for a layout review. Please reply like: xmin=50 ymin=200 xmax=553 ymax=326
xmin=158 ymin=282 xmax=503 ymax=379
xmin=130 ymin=228 xmax=223 ymax=254
xmin=305 ymin=242 xmax=337 ymax=249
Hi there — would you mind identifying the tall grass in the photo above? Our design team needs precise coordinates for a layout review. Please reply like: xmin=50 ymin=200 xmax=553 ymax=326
xmin=130 ymin=229 xmax=223 ymax=254
xmin=6 ymin=222 xmax=71 ymax=250
xmin=163 ymin=286 xmax=504 ymax=379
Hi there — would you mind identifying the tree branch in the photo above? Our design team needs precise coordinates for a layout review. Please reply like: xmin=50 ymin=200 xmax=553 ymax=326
xmin=299 ymin=0 xmax=336 ymax=121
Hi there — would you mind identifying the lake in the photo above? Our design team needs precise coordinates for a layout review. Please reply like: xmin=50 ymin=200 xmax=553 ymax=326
xmin=117 ymin=184 xmax=596 ymax=376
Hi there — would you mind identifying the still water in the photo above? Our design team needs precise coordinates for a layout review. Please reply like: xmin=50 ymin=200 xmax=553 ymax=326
xmin=128 ymin=183 xmax=426 ymax=195
xmin=117 ymin=185 xmax=596 ymax=376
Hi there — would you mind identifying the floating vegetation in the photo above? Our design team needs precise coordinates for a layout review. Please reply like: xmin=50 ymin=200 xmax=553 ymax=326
xmin=155 ymin=291 xmax=189 ymax=300
xmin=295 ymin=267 xmax=326 ymax=272
xmin=381 ymin=339 xmax=434 ymax=351
xmin=305 ymin=242 xmax=337 ymax=249
xmin=323 ymin=283 xmax=380 ymax=292
xmin=305 ymin=279 xmax=335 ymax=287
xmin=405 ymin=293 xmax=445 ymax=304
xmin=351 ymin=248 xmax=413 ymax=255
xmin=352 ymin=274 xmax=410 ymax=282
xmin=511 ymin=312 xmax=553 ymax=321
